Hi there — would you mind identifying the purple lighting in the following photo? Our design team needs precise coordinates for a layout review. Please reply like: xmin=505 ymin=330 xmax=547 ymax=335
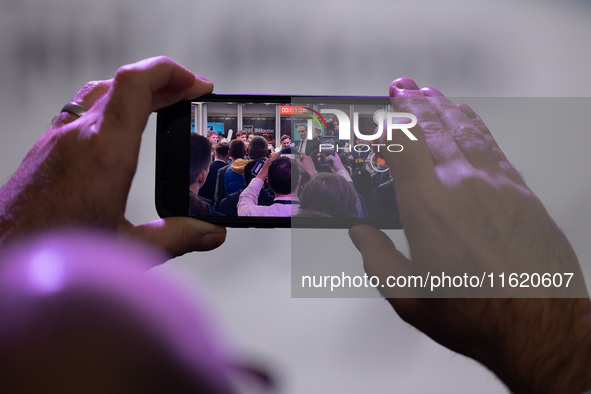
xmin=26 ymin=248 xmax=65 ymax=295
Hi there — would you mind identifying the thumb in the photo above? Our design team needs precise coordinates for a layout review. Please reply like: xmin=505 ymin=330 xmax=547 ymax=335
xmin=131 ymin=217 xmax=227 ymax=258
xmin=348 ymin=224 xmax=414 ymax=300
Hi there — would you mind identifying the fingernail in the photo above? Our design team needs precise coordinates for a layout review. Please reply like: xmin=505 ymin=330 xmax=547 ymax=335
xmin=393 ymin=77 xmax=420 ymax=90
xmin=195 ymin=74 xmax=212 ymax=84
xmin=199 ymin=232 xmax=226 ymax=250
xmin=421 ymin=86 xmax=444 ymax=97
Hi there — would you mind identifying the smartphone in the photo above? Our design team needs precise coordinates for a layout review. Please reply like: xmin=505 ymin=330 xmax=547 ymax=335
xmin=156 ymin=94 xmax=401 ymax=228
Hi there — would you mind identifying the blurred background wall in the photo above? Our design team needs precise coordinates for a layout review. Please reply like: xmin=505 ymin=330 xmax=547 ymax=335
xmin=1 ymin=0 xmax=590 ymax=392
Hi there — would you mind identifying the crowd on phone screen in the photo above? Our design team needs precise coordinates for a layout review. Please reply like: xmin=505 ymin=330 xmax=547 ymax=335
xmin=190 ymin=129 xmax=399 ymax=220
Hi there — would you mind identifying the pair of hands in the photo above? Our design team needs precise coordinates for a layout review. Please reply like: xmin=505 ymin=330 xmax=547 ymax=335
xmin=1 ymin=56 xmax=589 ymax=392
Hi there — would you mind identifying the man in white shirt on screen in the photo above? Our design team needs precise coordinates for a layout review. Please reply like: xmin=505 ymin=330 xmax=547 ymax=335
xmin=238 ymin=154 xmax=299 ymax=217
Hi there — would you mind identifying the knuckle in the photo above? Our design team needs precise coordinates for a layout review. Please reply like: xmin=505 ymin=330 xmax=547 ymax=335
xmin=459 ymin=124 xmax=480 ymax=135
xmin=113 ymin=64 xmax=141 ymax=85
xmin=79 ymin=80 xmax=110 ymax=95
xmin=81 ymin=80 xmax=101 ymax=91
xmin=150 ymin=55 xmax=171 ymax=64
xmin=422 ymin=121 xmax=446 ymax=136
xmin=462 ymin=139 xmax=491 ymax=157
xmin=471 ymin=118 xmax=487 ymax=131
xmin=452 ymin=125 xmax=491 ymax=153
xmin=74 ymin=80 xmax=111 ymax=106
xmin=114 ymin=55 xmax=173 ymax=85
xmin=491 ymin=147 xmax=505 ymax=161
xmin=453 ymin=124 xmax=481 ymax=140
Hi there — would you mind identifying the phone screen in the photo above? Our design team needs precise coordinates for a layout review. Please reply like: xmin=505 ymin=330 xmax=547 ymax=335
xmin=156 ymin=94 xmax=402 ymax=228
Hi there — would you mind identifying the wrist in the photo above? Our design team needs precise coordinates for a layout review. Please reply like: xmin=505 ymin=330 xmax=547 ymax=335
xmin=256 ymin=173 xmax=267 ymax=181
xmin=482 ymin=298 xmax=591 ymax=394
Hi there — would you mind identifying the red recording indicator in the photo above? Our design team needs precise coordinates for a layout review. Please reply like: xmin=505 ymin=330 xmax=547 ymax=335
xmin=279 ymin=106 xmax=329 ymax=132
xmin=279 ymin=105 xmax=308 ymax=115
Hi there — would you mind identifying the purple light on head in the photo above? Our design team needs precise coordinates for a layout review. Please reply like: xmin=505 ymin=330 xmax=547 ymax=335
xmin=26 ymin=248 xmax=66 ymax=295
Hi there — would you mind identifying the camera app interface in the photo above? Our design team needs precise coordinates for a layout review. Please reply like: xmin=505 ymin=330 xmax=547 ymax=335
xmin=189 ymin=98 xmax=401 ymax=223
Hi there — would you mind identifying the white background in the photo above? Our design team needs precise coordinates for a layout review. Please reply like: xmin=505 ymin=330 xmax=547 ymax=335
xmin=1 ymin=1 xmax=591 ymax=392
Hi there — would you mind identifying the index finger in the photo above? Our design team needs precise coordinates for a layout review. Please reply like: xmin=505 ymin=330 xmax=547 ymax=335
xmin=382 ymin=78 xmax=459 ymax=189
xmin=98 ymin=56 xmax=213 ymax=146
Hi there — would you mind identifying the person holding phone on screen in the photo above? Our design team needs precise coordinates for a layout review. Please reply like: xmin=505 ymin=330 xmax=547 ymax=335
xmin=237 ymin=153 xmax=299 ymax=217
